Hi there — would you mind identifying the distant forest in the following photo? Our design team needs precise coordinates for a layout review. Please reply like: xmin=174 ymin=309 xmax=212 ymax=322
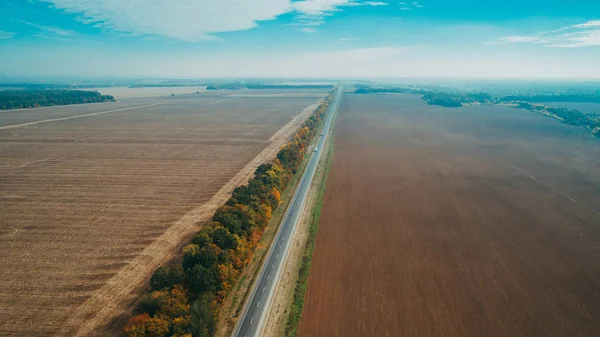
xmin=0 ymin=83 xmax=114 ymax=90
xmin=498 ymin=95 xmax=600 ymax=103
xmin=126 ymin=83 xmax=335 ymax=90
xmin=354 ymin=87 xmax=492 ymax=107
xmin=205 ymin=83 xmax=334 ymax=90
xmin=0 ymin=90 xmax=115 ymax=110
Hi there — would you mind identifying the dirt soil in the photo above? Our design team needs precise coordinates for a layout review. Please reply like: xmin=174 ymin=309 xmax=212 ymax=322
xmin=297 ymin=94 xmax=600 ymax=337
xmin=0 ymin=91 xmax=326 ymax=336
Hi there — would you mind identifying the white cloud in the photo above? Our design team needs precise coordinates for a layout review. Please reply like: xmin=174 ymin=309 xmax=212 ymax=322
xmin=572 ymin=20 xmax=600 ymax=29
xmin=291 ymin=0 xmax=359 ymax=33
xmin=493 ymin=20 xmax=600 ymax=48
xmin=292 ymin=0 xmax=354 ymax=15
xmin=42 ymin=0 xmax=293 ymax=41
xmin=41 ymin=0 xmax=362 ymax=39
xmin=0 ymin=31 xmax=15 ymax=39
xmin=20 ymin=21 xmax=74 ymax=37
xmin=337 ymin=37 xmax=359 ymax=42
xmin=299 ymin=27 xmax=318 ymax=33
xmin=398 ymin=1 xmax=423 ymax=10
xmin=363 ymin=1 xmax=389 ymax=6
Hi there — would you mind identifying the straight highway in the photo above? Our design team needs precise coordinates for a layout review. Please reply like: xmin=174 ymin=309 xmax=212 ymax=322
xmin=232 ymin=85 xmax=343 ymax=337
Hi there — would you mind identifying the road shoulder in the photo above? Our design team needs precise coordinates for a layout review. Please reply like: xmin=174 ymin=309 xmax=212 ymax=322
xmin=262 ymin=115 xmax=336 ymax=337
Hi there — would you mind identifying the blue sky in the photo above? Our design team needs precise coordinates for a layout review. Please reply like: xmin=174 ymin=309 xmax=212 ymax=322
xmin=0 ymin=0 xmax=599 ymax=79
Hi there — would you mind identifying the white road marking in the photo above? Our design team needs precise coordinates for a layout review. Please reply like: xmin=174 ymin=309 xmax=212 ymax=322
xmin=267 ymin=273 xmax=270 ymax=279
xmin=250 ymin=317 xmax=254 ymax=324
xmin=256 ymin=301 xmax=260 ymax=307
xmin=262 ymin=287 xmax=265 ymax=293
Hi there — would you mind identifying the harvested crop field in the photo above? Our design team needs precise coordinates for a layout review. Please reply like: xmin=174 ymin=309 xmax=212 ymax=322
xmin=0 ymin=90 xmax=327 ymax=336
xmin=90 ymin=86 xmax=208 ymax=99
xmin=298 ymin=94 xmax=600 ymax=337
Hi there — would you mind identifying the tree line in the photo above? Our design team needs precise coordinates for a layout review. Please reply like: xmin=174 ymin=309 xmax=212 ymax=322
xmin=499 ymin=94 xmax=600 ymax=104
xmin=354 ymin=87 xmax=493 ymax=108
xmin=205 ymin=83 xmax=334 ymax=90
xmin=124 ymin=92 xmax=334 ymax=337
xmin=515 ymin=102 xmax=600 ymax=136
xmin=0 ymin=89 xmax=115 ymax=110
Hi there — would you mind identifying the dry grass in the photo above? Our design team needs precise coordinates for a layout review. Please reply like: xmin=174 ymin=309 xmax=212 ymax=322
xmin=298 ymin=94 xmax=600 ymax=337
xmin=0 ymin=91 xmax=327 ymax=336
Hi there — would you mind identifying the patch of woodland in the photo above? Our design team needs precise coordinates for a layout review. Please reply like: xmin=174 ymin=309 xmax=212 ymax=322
xmin=0 ymin=89 xmax=115 ymax=109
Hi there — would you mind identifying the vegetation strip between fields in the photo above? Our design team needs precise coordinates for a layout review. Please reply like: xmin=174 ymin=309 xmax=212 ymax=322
xmin=0 ymin=89 xmax=115 ymax=110
xmin=122 ymin=92 xmax=334 ymax=337
xmin=215 ymin=102 xmax=328 ymax=336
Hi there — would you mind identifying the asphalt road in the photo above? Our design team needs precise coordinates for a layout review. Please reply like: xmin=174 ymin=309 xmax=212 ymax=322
xmin=232 ymin=85 xmax=343 ymax=337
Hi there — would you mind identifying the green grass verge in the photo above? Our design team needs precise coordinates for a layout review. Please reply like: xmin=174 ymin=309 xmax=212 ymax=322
xmin=284 ymin=124 xmax=335 ymax=337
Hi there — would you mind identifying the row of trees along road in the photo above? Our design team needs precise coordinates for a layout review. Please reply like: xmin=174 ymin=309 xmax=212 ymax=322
xmin=124 ymin=92 xmax=334 ymax=337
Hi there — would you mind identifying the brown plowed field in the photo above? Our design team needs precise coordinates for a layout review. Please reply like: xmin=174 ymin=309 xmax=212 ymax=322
xmin=0 ymin=90 xmax=326 ymax=336
xmin=298 ymin=94 xmax=600 ymax=337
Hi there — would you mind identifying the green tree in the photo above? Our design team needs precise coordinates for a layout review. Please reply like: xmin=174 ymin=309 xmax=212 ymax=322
xmin=190 ymin=294 xmax=216 ymax=337
xmin=150 ymin=265 xmax=186 ymax=291
xmin=210 ymin=227 xmax=237 ymax=251
xmin=182 ymin=244 xmax=201 ymax=270
xmin=187 ymin=265 xmax=216 ymax=293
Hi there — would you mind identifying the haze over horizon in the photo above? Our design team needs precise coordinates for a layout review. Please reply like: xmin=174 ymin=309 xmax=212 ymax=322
xmin=1 ymin=0 xmax=599 ymax=79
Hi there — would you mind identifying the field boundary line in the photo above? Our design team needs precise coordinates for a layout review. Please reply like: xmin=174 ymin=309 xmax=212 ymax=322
xmin=262 ymin=108 xmax=336 ymax=337
xmin=282 ymin=100 xmax=337 ymax=337
xmin=58 ymin=101 xmax=318 ymax=337
xmin=269 ymin=103 xmax=320 ymax=142
xmin=0 ymin=102 xmax=166 ymax=130
xmin=215 ymin=102 xmax=324 ymax=336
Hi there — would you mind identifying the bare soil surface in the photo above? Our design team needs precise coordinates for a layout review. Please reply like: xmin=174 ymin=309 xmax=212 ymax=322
xmin=298 ymin=94 xmax=600 ymax=337
xmin=0 ymin=90 xmax=326 ymax=336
